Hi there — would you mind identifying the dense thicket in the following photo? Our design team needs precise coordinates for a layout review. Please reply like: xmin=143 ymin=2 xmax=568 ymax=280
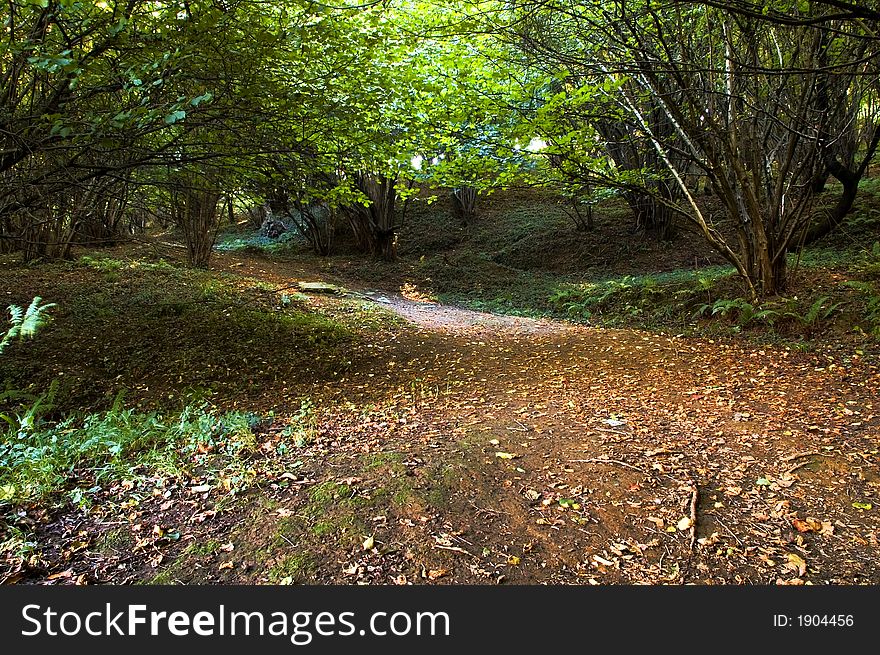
xmin=2 ymin=0 xmax=878 ymax=296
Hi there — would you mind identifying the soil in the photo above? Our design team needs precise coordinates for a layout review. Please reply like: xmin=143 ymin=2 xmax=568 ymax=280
xmin=2 ymin=245 xmax=879 ymax=586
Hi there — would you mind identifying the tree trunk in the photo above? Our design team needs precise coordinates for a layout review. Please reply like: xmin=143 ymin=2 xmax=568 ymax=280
xmin=752 ymin=250 xmax=787 ymax=297
xmin=452 ymin=186 xmax=477 ymax=225
xmin=803 ymin=123 xmax=880 ymax=246
xmin=624 ymin=190 xmax=676 ymax=240
xmin=176 ymin=174 xmax=221 ymax=268
xmin=352 ymin=173 xmax=399 ymax=260
xmin=804 ymin=177 xmax=860 ymax=245
xmin=375 ymin=229 xmax=397 ymax=261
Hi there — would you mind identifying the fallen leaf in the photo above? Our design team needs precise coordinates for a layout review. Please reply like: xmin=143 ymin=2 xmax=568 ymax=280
xmin=190 ymin=485 xmax=211 ymax=493
xmin=852 ymin=502 xmax=873 ymax=511
xmin=219 ymin=561 xmax=234 ymax=570
xmin=220 ymin=542 xmax=234 ymax=552
xmin=785 ymin=553 xmax=807 ymax=576
xmin=647 ymin=516 xmax=665 ymax=529
xmin=677 ymin=517 xmax=693 ymax=531
xmin=495 ymin=452 xmax=519 ymax=460
xmin=362 ymin=536 xmax=375 ymax=550
xmin=792 ymin=518 xmax=823 ymax=533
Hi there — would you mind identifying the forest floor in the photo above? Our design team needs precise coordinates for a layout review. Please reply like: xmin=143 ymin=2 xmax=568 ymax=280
xmin=2 ymin=239 xmax=879 ymax=586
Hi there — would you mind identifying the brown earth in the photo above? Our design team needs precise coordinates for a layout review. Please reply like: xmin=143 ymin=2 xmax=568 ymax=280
xmin=2 ymin=246 xmax=879 ymax=586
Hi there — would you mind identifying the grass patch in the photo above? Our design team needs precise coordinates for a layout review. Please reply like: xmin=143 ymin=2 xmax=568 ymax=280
xmin=185 ymin=539 xmax=221 ymax=558
xmin=214 ymin=224 xmax=306 ymax=256
xmin=267 ymin=481 xmax=368 ymax=548
xmin=144 ymin=562 xmax=186 ymax=585
xmin=423 ymin=462 xmax=463 ymax=509
xmin=363 ymin=451 xmax=404 ymax=472
xmin=0 ymin=400 xmax=266 ymax=506
xmin=0 ymin=255 xmax=354 ymax=409
xmin=267 ymin=552 xmax=314 ymax=583
xmin=547 ymin=266 xmax=739 ymax=328
xmin=308 ymin=481 xmax=357 ymax=506
xmin=93 ymin=527 xmax=133 ymax=555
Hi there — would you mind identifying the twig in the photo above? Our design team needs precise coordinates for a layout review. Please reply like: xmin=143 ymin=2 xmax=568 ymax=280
xmin=712 ymin=514 xmax=743 ymax=546
xmin=688 ymin=483 xmax=699 ymax=550
xmin=785 ymin=460 xmax=815 ymax=476
xmin=268 ymin=283 xmax=309 ymax=294
xmin=570 ymin=458 xmax=648 ymax=475
xmin=434 ymin=545 xmax=478 ymax=558
xmin=469 ymin=501 xmax=502 ymax=516
xmin=453 ymin=534 xmax=476 ymax=547
xmin=781 ymin=451 xmax=824 ymax=462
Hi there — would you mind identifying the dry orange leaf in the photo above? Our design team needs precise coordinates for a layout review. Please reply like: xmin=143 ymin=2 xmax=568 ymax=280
xmin=785 ymin=553 xmax=807 ymax=577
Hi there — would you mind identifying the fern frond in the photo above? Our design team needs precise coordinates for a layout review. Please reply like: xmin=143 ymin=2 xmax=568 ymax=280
xmin=19 ymin=297 xmax=56 ymax=339
xmin=1 ymin=297 xmax=56 ymax=354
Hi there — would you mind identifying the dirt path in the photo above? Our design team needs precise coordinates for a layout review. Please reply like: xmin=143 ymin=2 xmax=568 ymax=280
xmin=203 ymin=252 xmax=880 ymax=585
xmin=361 ymin=291 xmax=570 ymax=335
xmin=7 ymin=248 xmax=879 ymax=586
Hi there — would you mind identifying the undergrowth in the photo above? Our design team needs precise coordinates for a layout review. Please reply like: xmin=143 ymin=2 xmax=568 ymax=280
xmin=0 ymin=255 xmax=353 ymax=409
xmin=1 ymin=396 xmax=250 ymax=506
xmin=0 ymin=394 xmax=316 ymax=507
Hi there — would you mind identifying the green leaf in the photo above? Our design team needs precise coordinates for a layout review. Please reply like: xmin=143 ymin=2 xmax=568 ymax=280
xmin=190 ymin=93 xmax=213 ymax=107
xmin=164 ymin=110 xmax=186 ymax=125
xmin=109 ymin=19 xmax=128 ymax=36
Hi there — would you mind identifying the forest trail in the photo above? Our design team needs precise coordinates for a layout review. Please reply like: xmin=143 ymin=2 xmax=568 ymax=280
xmin=202 ymin=252 xmax=880 ymax=585
xmin=5 ymin=249 xmax=878 ymax=586
xmin=359 ymin=290 xmax=568 ymax=335
xmin=215 ymin=250 xmax=570 ymax=335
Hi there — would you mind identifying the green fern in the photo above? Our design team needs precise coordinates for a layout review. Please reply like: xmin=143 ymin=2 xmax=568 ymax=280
xmin=694 ymin=297 xmax=779 ymax=326
xmin=0 ymin=297 xmax=56 ymax=354
xmin=842 ymin=280 xmax=880 ymax=326
xmin=785 ymin=296 xmax=842 ymax=326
